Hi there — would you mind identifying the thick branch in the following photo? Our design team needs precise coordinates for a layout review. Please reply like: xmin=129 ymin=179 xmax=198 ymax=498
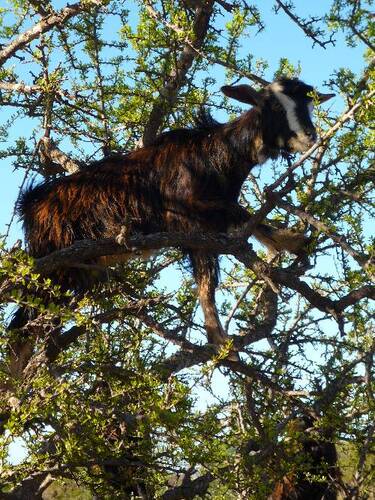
xmin=0 ymin=82 xmax=42 ymax=94
xmin=32 ymin=231 xmax=247 ymax=275
xmin=39 ymin=136 xmax=80 ymax=174
xmin=335 ymin=286 xmax=375 ymax=312
xmin=162 ymin=471 xmax=214 ymax=500
xmin=24 ymin=231 xmax=374 ymax=331
xmin=142 ymin=1 xmax=214 ymax=145
xmin=143 ymin=2 xmax=269 ymax=88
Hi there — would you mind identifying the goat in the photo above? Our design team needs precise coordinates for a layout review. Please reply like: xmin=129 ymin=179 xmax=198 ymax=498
xmin=8 ymin=77 xmax=334 ymax=376
xmin=269 ymin=416 xmax=339 ymax=499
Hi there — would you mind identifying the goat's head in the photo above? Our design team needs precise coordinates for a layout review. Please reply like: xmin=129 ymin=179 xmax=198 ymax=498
xmin=221 ymin=77 xmax=335 ymax=155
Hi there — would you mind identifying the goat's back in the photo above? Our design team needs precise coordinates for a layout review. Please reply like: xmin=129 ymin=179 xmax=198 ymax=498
xmin=19 ymin=154 xmax=163 ymax=259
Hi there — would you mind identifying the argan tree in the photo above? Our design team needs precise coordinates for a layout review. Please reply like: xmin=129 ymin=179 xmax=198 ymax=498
xmin=0 ymin=0 xmax=373 ymax=498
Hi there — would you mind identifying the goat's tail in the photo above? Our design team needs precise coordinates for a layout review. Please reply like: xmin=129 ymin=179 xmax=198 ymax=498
xmin=253 ymin=223 xmax=310 ymax=257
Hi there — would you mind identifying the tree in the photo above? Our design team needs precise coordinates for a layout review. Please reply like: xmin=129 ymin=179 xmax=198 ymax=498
xmin=0 ymin=0 xmax=374 ymax=498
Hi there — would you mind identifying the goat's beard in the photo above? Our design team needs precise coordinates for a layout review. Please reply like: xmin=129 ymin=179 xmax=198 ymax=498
xmin=288 ymin=133 xmax=316 ymax=153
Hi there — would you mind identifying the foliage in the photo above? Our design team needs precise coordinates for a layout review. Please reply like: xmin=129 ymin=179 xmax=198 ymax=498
xmin=0 ymin=0 xmax=374 ymax=498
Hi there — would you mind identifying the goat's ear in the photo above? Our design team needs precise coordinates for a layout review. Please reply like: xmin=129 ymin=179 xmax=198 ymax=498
xmin=316 ymin=92 xmax=335 ymax=104
xmin=221 ymin=84 xmax=262 ymax=106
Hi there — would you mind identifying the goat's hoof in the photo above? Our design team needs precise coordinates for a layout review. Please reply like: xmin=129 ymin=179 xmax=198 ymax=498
xmin=116 ymin=225 xmax=130 ymax=247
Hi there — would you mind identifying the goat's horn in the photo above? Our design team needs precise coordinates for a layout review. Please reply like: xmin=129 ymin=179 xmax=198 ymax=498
xmin=248 ymin=73 xmax=270 ymax=87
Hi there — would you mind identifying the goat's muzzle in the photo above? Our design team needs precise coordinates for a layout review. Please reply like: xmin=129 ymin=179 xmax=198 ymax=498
xmin=287 ymin=127 xmax=317 ymax=153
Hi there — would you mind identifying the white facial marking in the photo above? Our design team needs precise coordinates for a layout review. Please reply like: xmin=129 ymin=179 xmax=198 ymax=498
xmin=272 ymin=87 xmax=302 ymax=134
xmin=270 ymin=83 xmax=314 ymax=152
xmin=308 ymin=102 xmax=314 ymax=116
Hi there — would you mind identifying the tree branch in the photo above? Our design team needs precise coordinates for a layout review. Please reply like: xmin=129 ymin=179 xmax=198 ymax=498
xmin=274 ymin=0 xmax=335 ymax=48
xmin=142 ymin=0 xmax=269 ymax=88
xmin=39 ymin=136 xmax=80 ymax=174
xmin=0 ymin=0 xmax=103 ymax=67
xmin=0 ymin=81 xmax=42 ymax=94
xmin=162 ymin=471 xmax=214 ymax=500
xmin=276 ymin=199 xmax=373 ymax=273
xmin=19 ymin=231 xmax=373 ymax=337
xmin=142 ymin=0 xmax=214 ymax=145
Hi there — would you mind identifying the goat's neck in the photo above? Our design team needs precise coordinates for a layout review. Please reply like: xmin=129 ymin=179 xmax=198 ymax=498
xmin=221 ymin=110 xmax=277 ymax=175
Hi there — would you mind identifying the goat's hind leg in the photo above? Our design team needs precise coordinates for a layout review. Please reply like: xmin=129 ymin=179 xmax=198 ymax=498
xmin=190 ymin=252 xmax=238 ymax=360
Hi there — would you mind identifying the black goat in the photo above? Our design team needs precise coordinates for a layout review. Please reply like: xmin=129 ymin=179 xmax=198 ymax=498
xmin=270 ymin=416 xmax=339 ymax=499
xmin=9 ymin=77 xmax=334 ymax=375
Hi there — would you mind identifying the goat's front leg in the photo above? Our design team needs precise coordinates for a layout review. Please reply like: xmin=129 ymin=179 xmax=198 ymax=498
xmin=225 ymin=204 xmax=253 ymax=235
xmin=226 ymin=206 xmax=311 ymax=260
